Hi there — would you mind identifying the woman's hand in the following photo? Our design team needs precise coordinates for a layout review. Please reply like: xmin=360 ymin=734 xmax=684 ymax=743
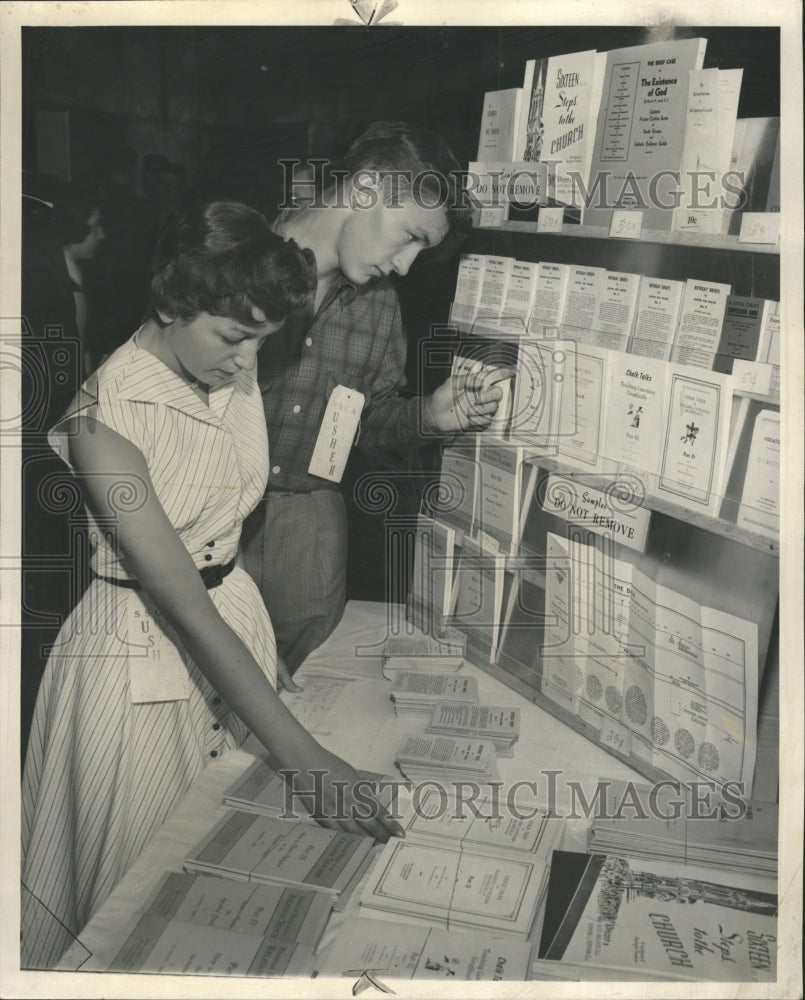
xmin=276 ymin=655 xmax=302 ymax=693
xmin=281 ymin=745 xmax=404 ymax=844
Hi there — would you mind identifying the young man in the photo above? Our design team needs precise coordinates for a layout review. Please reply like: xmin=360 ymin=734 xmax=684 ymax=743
xmin=242 ymin=121 xmax=504 ymax=673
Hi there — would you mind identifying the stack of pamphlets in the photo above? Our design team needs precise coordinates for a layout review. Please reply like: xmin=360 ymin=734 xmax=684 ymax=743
xmin=316 ymin=916 xmax=532 ymax=981
xmin=589 ymin=780 xmax=777 ymax=876
xmin=393 ymin=784 xmax=562 ymax=859
xmin=381 ymin=632 xmax=466 ymax=680
xmin=539 ymin=849 xmax=777 ymax=981
xmin=394 ymin=732 xmax=499 ymax=784
xmin=389 ymin=672 xmax=478 ymax=719
xmin=359 ymin=785 xmax=558 ymax=938
xmin=83 ymin=871 xmax=331 ymax=976
xmin=183 ymin=810 xmax=375 ymax=911
xmin=425 ymin=702 xmax=520 ymax=757
xmin=223 ymin=756 xmax=398 ymax=819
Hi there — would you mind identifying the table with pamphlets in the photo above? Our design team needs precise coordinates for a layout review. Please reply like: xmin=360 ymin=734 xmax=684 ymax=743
xmin=57 ymin=600 xmax=778 ymax=985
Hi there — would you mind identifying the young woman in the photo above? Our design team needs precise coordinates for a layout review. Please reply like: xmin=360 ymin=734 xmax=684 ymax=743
xmin=21 ymin=201 xmax=402 ymax=969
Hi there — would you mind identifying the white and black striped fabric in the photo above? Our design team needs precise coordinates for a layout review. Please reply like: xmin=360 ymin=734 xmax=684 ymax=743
xmin=21 ymin=335 xmax=276 ymax=968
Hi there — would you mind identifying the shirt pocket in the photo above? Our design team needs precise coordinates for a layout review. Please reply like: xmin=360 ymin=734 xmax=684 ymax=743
xmin=325 ymin=371 xmax=371 ymax=411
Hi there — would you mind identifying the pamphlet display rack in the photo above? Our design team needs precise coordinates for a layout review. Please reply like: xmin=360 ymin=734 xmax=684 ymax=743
xmin=437 ymin=33 xmax=781 ymax=802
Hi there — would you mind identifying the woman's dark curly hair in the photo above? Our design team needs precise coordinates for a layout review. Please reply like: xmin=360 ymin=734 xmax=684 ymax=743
xmin=151 ymin=201 xmax=316 ymax=326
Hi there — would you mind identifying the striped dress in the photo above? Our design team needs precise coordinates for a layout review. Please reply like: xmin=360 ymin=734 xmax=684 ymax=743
xmin=21 ymin=335 xmax=277 ymax=969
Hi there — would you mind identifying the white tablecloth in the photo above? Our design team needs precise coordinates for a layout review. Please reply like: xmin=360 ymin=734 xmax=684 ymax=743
xmin=58 ymin=600 xmax=646 ymax=990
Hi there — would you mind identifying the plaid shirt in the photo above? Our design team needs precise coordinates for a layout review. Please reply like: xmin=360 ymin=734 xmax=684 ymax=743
xmin=257 ymin=268 xmax=426 ymax=494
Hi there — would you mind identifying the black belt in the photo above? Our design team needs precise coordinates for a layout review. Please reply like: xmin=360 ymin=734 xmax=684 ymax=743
xmin=95 ymin=557 xmax=237 ymax=591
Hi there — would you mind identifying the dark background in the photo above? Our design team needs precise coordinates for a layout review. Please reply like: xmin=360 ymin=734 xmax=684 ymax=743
xmin=19 ymin=25 xmax=781 ymax=752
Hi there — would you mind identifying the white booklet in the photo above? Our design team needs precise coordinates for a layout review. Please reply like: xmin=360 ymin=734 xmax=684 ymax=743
xmin=590 ymin=269 xmax=641 ymax=351
xmin=437 ymin=441 xmax=478 ymax=537
xmin=540 ymin=850 xmax=777 ymax=981
xmin=452 ymin=534 xmax=508 ymax=664
xmin=475 ymin=255 xmax=514 ymax=329
xmin=360 ymin=837 xmax=547 ymax=937
xmin=450 ymin=253 xmax=486 ymax=326
xmin=500 ymin=259 xmax=539 ymax=335
xmin=628 ymin=276 xmax=685 ymax=361
xmin=670 ymin=278 xmax=732 ymax=370
xmin=85 ymin=914 xmax=315 ymax=977
xmin=477 ymin=87 xmax=523 ymax=161
xmin=224 ymin=757 xmax=393 ymax=820
xmin=476 ymin=442 xmax=538 ymax=554
xmin=601 ymin=351 xmax=669 ymax=483
xmin=183 ymin=810 xmax=375 ymax=901
xmin=656 ymin=366 xmax=731 ymax=517
xmin=559 ymin=264 xmax=606 ymax=342
xmin=316 ymin=915 xmax=532 ymax=981
xmin=528 ymin=261 xmax=570 ymax=335
xmin=555 ymin=342 xmax=609 ymax=471
xmin=80 ymin=870 xmax=331 ymax=974
xmin=736 ymin=408 xmax=780 ymax=538
xmin=393 ymin=783 xmax=560 ymax=862
xmin=408 ymin=514 xmax=459 ymax=636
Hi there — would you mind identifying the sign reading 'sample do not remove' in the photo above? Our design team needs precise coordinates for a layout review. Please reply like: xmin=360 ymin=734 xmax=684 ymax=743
xmin=541 ymin=473 xmax=650 ymax=552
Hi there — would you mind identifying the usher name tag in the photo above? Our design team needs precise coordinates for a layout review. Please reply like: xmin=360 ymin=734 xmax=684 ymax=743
xmin=127 ymin=592 xmax=190 ymax=703
xmin=308 ymin=384 xmax=365 ymax=483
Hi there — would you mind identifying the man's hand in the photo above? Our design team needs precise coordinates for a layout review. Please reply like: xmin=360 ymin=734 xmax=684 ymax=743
xmin=424 ymin=365 xmax=514 ymax=434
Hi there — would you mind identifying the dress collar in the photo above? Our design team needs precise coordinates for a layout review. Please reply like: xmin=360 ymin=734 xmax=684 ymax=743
xmin=97 ymin=334 xmax=240 ymax=421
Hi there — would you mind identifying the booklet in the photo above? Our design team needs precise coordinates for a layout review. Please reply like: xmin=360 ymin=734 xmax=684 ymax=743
xmin=394 ymin=732 xmax=499 ymax=785
xmin=360 ymin=837 xmax=548 ymax=938
xmin=81 ymin=870 xmax=332 ymax=974
xmin=628 ymin=276 xmax=685 ymax=361
xmin=183 ymin=810 xmax=375 ymax=905
xmin=601 ymin=351 xmax=668 ymax=482
xmin=559 ymin=265 xmax=607 ymax=342
xmin=509 ymin=340 xmax=564 ymax=454
xmin=736 ymin=408 xmax=780 ymax=538
xmin=476 ymin=442 xmax=538 ymax=554
xmin=452 ymin=534 xmax=509 ymax=665
xmin=224 ymin=758 xmax=395 ymax=821
xmin=407 ymin=515 xmax=460 ymax=637
xmin=672 ymin=68 xmax=727 ymax=233
xmin=476 ymin=255 xmax=514 ymax=328
xmin=539 ymin=850 xmax=777 ymax=981
xmin=477 ymin=87 xmax=523 ymax=161
xmin=542 ymin=530 xmax=760 ymax=794
xmin=392 ymin=783 xmax=561 ymax=863
xmin=528 ymin=261 xmax=570 ymax=335
xmin=713 ymin=295 xmax=775 ymax=373
xmin=389 ymin=671 xmax=479 ymax=718
xmin=381 ymin=629 xmax=465 ymax=678
xmin=591 ymin=269 xmax=641 ymax=352
xmin=316 ymin=915 xmax=532 ymax=981
xmin=451 ymin=253 xmax=486 ymax=326
xmin=584 ymin=37 xmax=708 ymax=230
xmin=656 ymin=367 xmax=731 ymax=517
xmin=670 ymin=279 xmax=732 ymax=370
xmin=437 ymin=441 xmax=478 ymax=537
xmin=426 ymin=702 xmax=520 ymax=757
xmin=88 ymin=914 xmax=316 ymax=977
xmin=555 ymin=343 xmax=609 ymax=471
xmin=589 ymin=781 xmax=778 ymax=876
xmin=500 ymin=259 xmax=539 ymax=335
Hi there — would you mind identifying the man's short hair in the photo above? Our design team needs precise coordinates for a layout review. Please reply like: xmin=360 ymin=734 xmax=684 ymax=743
xmin=332 ymin=121 xmax=470 ymax=235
